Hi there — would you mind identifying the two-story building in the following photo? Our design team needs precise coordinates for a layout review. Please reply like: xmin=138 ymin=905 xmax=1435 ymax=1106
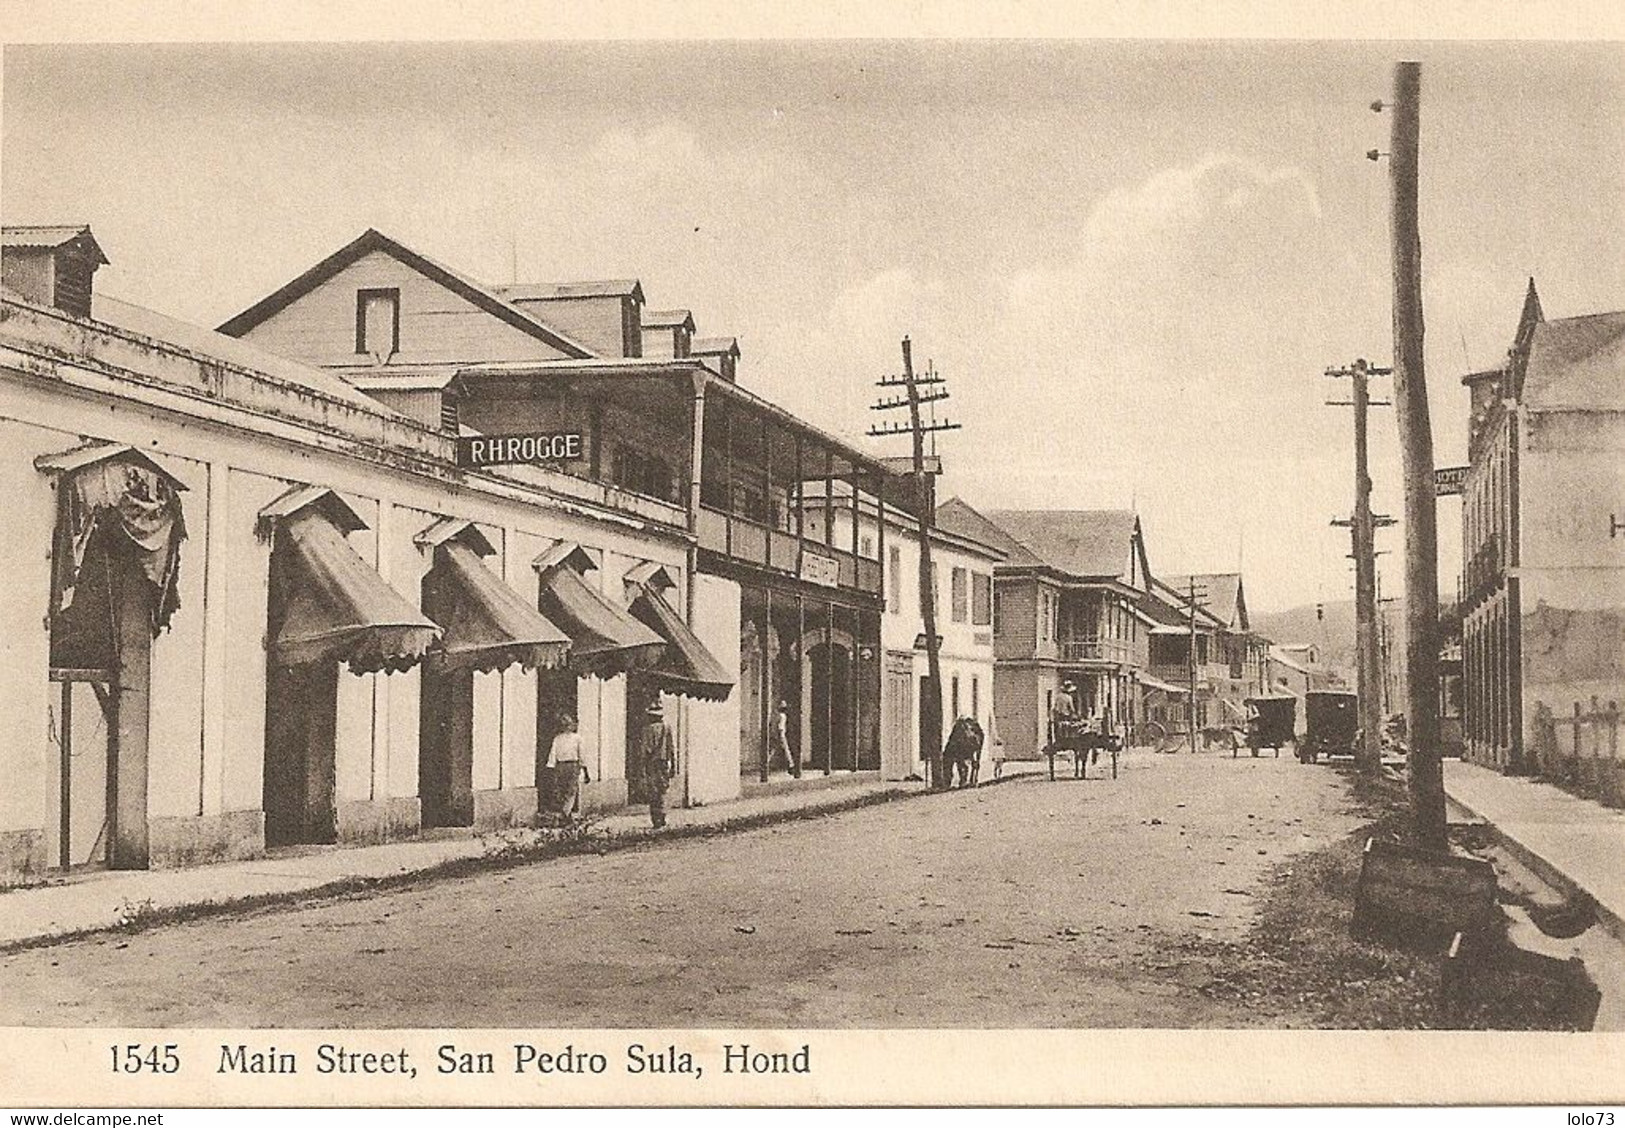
xmin=0 ymin=224 xmax=708 ymax=881
xmin=935 ymin=503 xmax=1156 ymax=762
xmin=1143 ymin=573 xmax=1270 ymax=733
xmin=218 ymin=229 xmax=908 ymax=804
xmin=1459 ymin=280 xmax=1625 ymax=796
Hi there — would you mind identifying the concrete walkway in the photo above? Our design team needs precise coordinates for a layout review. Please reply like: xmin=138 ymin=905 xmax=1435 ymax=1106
xmin=1444 ymin=758 xmax=1625 ymax=940
xmin=0 ymin=775 xmax=926 ymax=950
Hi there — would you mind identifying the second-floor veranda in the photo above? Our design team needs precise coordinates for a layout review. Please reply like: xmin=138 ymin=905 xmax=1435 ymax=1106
xmin=438 ymin=358 xmax=913 ymax=603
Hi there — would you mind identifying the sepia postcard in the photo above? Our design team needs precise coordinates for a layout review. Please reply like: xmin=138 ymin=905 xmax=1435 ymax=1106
xmin=0 ymin=0 xmax=1622 ymax=1110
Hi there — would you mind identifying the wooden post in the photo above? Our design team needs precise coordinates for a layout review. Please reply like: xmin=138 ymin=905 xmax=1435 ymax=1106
xmin=1187 ymin=578 xmax=1200 ymax=755
xmin=905 ymin=339 xmax=946 ymax=790
xmin=761 ymin=589 xmax=772 ymax=782
xmin=58 ymin=679 xmax=72 ymax=869
xmin=1391 ymin=60 xmax=1446 ymax=848
xmin=1352 ymin=362 xmax=1385 ymax=773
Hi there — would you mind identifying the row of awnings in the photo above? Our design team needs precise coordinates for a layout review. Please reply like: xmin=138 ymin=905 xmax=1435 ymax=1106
xmin=255 ymin=485 xmax=731 ymax=699
xmin=31 ymin=440 xmax=730 ymax=700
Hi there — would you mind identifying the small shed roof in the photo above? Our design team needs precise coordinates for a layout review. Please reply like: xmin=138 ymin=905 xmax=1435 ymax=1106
xmin=642 ymin=308 xmax=695 ymax=330
xmin=497 ymin=280 xmax=644 ymax=302
xmin=692 ymin=335 xmax=740 ymax=357
xmin=2 ymin=224 xmax=109 ymax=264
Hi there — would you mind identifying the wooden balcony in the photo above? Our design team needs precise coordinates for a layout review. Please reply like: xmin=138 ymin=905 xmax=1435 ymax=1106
xmin=696 ymin=504 xmax=881 ymax=596
xmin=1058 ymin=636 xmax=1132 ymax=665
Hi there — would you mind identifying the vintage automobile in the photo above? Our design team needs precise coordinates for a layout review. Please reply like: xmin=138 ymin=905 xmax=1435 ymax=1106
xmin=1243 ymin=694 xmax=1297 ymax=758
xmin=1298 ymin=689 xmax=1359 ymax=763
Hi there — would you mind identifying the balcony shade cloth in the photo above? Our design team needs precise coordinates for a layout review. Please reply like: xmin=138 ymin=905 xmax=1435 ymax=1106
xmin=1138 ymin=675 xmax=1190 ymax=695
xmin=535 ymin=562 xmax=665 ymax=678
xmin=627 ymin=584 xmax=735 ymax=702
xmin=423 ymin=541 xmax=570 ymax=673
xmin=269 ymin=508 xmax=440 ymax=673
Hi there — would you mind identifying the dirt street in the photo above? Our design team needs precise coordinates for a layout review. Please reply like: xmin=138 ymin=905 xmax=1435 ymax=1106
xmin=0 ymin=750 xmax=1364 ymax=1027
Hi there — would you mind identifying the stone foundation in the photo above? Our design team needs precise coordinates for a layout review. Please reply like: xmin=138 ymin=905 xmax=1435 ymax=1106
xmin=473 ymin=787 xmax=538 ymax=831
xmin=337 ymin=797 xmax=422 ymax=845
xmin=0 ymin=828 xmax=47 ymax=884
xmin=149 ymin=810 xmax=264 ymax=869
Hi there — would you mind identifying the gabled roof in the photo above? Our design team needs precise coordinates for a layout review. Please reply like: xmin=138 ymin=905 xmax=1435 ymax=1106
xmin=1142 ymin=580 xmax=1226 ymax=631
xmin=936 ymin=498 xmax=1039 ymax=565
xmin=495 ymin=279 xmax=644 ymax=302
xmin=1160 ymin=572 xmax=1247 ymax=631
xmin=643 ymin=308 xmax=695 ymax=331
xmin=216 ymin=228 xmax=596 ymax=359
xmin=980 ymin=509 xmax=1143 ymax=582
xmin=1520 ymin=309 xmax=1625 ymax=412
xmin=2 ymin=224 xmax=109 ymax=264
xmin=692 ymin=335 xmax=740 ymax=357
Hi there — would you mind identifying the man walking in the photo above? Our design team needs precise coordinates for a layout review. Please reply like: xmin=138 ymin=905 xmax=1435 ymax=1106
xmin=639 ymin=699 xmax=676 ymax=829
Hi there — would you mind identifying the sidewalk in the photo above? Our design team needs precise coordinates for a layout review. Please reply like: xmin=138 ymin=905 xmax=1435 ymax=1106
xmin=1444 ymin=758 xmax=1625 ymax=940
xmin=0 ymin=775 xmax=926 ymax=950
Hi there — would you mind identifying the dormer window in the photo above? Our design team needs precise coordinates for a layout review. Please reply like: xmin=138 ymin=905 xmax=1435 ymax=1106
xmin=355 ymin=287 xmax=400 ymax=359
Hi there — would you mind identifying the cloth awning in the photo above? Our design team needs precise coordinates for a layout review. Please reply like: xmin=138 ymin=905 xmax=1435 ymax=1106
xmin=627 ymin=584 xmax=734 ymax=702
xmin=535 ymin=560 xmax=665 ymax=678
xmin=423 ymin=540 xmax=570 ymax=673
xmin=268 ymin=507 xmax=440 ymax=673
xmin=1139 ymin=675 xmax=1190 ymax=695
xmin=36 ymin=443 xmax=188 ymax=641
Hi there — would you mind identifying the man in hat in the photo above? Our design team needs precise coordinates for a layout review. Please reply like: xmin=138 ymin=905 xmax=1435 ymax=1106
xmin=638 ymin=699 xmax=676 ymax=828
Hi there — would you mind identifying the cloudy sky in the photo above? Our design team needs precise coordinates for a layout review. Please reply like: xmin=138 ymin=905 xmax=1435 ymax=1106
xmin=4 ymin=38 xmax=1622 ymax=611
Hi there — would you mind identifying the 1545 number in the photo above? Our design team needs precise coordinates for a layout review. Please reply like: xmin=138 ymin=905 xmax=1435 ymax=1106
xmin=110 ymin=1043 xmax=180 ymax=1074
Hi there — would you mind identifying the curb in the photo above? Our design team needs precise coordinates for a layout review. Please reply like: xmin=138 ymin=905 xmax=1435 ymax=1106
xmin=1445 ymin=788 xmax=1624 ymax=945
xmin=0 ymin=782 xmax=931 ymax=955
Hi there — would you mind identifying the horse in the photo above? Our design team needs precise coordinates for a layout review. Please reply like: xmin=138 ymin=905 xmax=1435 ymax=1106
xmin=943 ymin=716 xmax=985 ymax=788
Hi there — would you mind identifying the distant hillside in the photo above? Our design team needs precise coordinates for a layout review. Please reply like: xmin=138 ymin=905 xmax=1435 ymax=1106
xmin=1251 ymin=599 xmax=1356 ymax=681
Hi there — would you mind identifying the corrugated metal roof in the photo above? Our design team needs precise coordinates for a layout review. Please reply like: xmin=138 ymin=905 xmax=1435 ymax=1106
xmin=2 ymin=224 xmax=109 ymax=264
xmin=642 ymin=309 xmax=694 ymax=329
xmin=935 ymin=498 xmax=1036 ymax=563
xmin=498 ymin=280 xmax=643 ymax=301
xmin=981 ymin=509 xmax=1140 ymax=580
xmin=1521 ymin=309 xmax=1625 ymax=412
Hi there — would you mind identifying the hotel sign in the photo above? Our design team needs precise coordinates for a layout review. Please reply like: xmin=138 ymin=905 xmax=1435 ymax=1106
xmin=1433 ymin=465 xmax=1469 ymax=496
xmin=799 ymin=549 xmax=840 ymax=588
xmin=458 ymin=432 xmax=584 ymax=468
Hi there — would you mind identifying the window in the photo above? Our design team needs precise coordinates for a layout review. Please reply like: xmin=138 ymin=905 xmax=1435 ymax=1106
xmin=887 ymin=545 xmax=902 ymax=615
xmin=951 ymin=567 xmax=968 ymax=623
xmin=355 ymin=288 xmax=400 ymax=357
xmin=951 ymin=675 xmax=961 ymax=719
xmin=971 ymin=676 xmax=980 ymax=720
xmin=1039 ymin=590 xmax=1051 ymax=641
xmin=860 ymin=534 xmax=875 ymax=559
xmin=972 ymin=572 xmax=992 ymax=625
xmin=992 ymin=588 xmax=1002 ymax=633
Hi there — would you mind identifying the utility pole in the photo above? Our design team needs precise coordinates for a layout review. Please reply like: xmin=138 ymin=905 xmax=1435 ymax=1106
xmin=870 ymin=337 xmax=960 ymax=790
xmin=1182 ymin=578 xmax=1209 ymax=755
xmin=1377 ymin=61 xmax=1445 ymax=847
xmin=1327 ymin=358 xmax=1396 ymax=774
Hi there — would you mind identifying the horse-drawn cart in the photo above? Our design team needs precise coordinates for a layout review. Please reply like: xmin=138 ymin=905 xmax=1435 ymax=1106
xmin=1045 ymin=718 xmax=1121 ymax=780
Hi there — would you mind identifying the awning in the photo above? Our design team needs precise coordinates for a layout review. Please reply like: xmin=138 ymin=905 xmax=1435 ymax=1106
xmin=266 ymin=502 xmax=440 ymax=674
xmin=1139 ymin=675 xmax=1190 ymax=695
xmin=423 ymin=539 xmax=570 ymax=673
xmin=535 ymin=556 xmax=665 ymax=678
xmin=36 ymin=443 xmax=188 ymax=638
xmin=627 ymin=583 xmax=734 ymax=702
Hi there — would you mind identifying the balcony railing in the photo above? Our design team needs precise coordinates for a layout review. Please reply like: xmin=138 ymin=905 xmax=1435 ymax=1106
xmin=696 ymin=503 xmax=881 ymax=596
xmin=1058 ymin=636 xmax=1132 ymax=664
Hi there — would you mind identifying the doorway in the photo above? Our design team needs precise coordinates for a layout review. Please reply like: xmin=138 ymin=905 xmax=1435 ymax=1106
xmin=808 ymin=642 xmax=852 ymax=771
xmin=418 ymin=665 xmax=475 ymax=828
xmin=882 ymin=652 xmax=914 ymax=780
xmin=263 ymin=660 xmax=339 ymax=846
